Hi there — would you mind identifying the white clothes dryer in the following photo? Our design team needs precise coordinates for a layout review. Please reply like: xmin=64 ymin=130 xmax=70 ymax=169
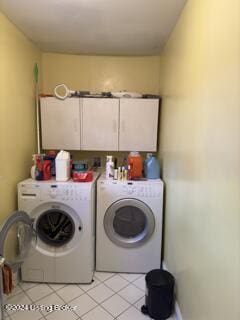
xmin=96 ymin=175 xmax=163 ymax=273
xmin=0 ymin=173 xmax=99 ymax=284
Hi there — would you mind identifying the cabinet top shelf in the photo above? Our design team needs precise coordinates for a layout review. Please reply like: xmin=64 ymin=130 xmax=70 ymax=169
xmin=40 ymin=95 xmax=161 ymax=100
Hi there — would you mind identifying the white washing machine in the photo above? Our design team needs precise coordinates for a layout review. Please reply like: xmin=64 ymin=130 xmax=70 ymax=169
xmin=96 ymin=175 xmax=164 ymax=273
xmin=1 ymin=173 xmax=99 ymax=284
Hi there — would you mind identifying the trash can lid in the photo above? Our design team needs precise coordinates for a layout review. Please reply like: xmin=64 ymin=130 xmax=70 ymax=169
xmin=146 ymin=269 xmax=175 ymax=286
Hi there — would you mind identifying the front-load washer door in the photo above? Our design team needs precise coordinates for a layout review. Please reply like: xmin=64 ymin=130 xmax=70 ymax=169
xmin=31 ymin=202 xmax=82 ymax=256
xmin=104 ymin=199 xmax=155 ymax=248
xmin=36 ymin=208 xmax=75 ymax=247
xmin=0 ymin=211 xmax=33 ymax=265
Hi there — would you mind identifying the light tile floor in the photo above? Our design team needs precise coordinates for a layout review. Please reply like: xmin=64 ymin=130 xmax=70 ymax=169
xmin=4 ymin=272 xmax=175 ymax=320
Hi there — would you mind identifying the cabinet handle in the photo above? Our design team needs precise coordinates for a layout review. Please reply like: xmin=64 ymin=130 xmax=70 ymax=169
xmin=113 ymin=119 xmax=117 ymax=133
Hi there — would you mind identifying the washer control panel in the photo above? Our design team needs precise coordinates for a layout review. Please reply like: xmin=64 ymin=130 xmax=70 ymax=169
xmin=18 ymin=182 xmax=90 ymax=202
xmin=122 ymin=182 xmax=161 ymax=198
xmin=46 ymin=185 xmax=89 ymax=201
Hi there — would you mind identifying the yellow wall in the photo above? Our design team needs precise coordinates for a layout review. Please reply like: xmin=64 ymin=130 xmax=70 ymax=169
xmin=0 ymin=12 xmax=41 ymax=221
xmin=42 ymin=53 xmax=160 ymax=94
xmin=159 ymin=0 xmax=240 ymax=319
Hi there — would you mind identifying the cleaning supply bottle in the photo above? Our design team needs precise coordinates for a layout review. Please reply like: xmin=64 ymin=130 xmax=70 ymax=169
xmin=127 ymin=152 xmax=143 ymax=179
xmin=117 ymin=167 xmax=122 ymax=180
xmin=106 ymin=155 xmax=114 ymax=179
xmin=55 ymin=150 xmax=71 ymax=181
xmin=144 ymin=154 xmax=160 ymax=179
xmin=114 ymin=169 xmax=118 ymax=180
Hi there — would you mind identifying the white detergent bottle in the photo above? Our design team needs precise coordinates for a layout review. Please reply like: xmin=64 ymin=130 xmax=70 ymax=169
xmin=55 ymin=150 xmax=70 ymax=181
xmin=106 ymin=155 xmax=114 ymax=179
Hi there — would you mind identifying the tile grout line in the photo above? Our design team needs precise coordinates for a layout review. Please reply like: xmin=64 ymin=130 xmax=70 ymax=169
xmin=101 ymin=276 xmax=146 ymax=319
xmin=73 ymin=273 xmax=130 ymax=319
xmin=131 ymin=281 xmax=146 ymax=292
xmin=94 ymin=272 xmax=116 ymax=283
xmin=18 ymin=281 xmax=70 ymax=319
xmin=19 ymin=281 xmax=39 ymax=291
xmin=41 ymin=285 xmax=68 ymax=319
xmin=81 ymin=274 xmax=145 ymax=319
xmin=5 ymin=284 xmax=35 ymax=318
xmin=118 ymin=273 xmax=144 ymax=283
xmin=73 ymin=275 xmax=120 ymax=319
xmin=31 ymin=282 xmax=89 ymax=319
xmin=77 ymin=273 xmax=145 ymax=319
xmin=23 ymin=283 xmax=55 ymax=318
xmin=81 ymin=286 xmax=116 ymax=318
xmin=103 ymin=279 xmax=133 ymax=296
xmin=44 ymin=279 xmax=115 ymax=319
xmin=48 ymin=284 xmax=86 ymax=319
xmin=6 ymin=281 xmax=67 ymax=319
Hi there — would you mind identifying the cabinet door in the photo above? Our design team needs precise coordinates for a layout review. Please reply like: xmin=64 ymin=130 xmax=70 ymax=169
xmin=119 ymin=99 xmax=159 ymax=151
xmin=81 ymin=98 xmax=119 ymax=151
xmin=40 ymin=97 xmax=80 ymax=150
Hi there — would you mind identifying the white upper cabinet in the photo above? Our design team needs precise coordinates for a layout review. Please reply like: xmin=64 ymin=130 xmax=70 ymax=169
xmin=40 ymin=97 xmax=159 ymax=151
xmin=119 ymin=99 xmax=159 ymax=152
xmin=40 ymin=97 xmax=80 ymax=150
xmin=81 ymin=98 xmax=119 ymax=151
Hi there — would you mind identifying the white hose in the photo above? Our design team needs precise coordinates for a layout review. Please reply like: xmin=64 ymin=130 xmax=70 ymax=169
xmin=54 ymin=84 xmax=75 ymax=100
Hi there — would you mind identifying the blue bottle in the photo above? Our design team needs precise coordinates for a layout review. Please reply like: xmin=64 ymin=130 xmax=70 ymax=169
xmin=144 ymin=154 xmax=160 ymax=179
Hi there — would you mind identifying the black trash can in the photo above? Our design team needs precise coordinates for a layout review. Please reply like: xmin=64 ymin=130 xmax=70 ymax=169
xmin=141 ymin=269 xmax=175 ymax=320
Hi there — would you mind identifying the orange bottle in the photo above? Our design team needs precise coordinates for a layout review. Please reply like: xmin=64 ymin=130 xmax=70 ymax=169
xmin=127 ymin=152 xmax=143 ymax=179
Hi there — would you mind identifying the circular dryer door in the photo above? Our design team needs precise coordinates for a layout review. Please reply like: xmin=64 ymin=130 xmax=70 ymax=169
xmin=104 ymin=199 xmax=155 ymax=248
xmin=36 ymin=208 xmax=75 ymax=247
xmin=0 ymin=211 xmax=33 ymax=265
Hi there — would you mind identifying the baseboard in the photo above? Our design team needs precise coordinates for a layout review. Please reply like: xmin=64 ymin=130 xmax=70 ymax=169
xmin=162 ymin=261 xmax=183 ymax=320
xmin=174 ymin=301 xmax=183 ymax=320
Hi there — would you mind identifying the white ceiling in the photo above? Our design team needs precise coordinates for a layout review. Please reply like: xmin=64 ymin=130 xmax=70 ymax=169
xmin=0 ymin=0 xmax=186 ymax=55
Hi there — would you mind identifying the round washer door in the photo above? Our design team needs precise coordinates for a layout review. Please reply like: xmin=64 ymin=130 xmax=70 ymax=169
xmin=0 ymin=211 xmax=33 ymax=265
xmin=104 ymin=199 xmax=155 ymax=248
xmin=30 ymin=202 xmax=83 ymax=258
xmin=35 ymin=206 xmax=76 ymax=247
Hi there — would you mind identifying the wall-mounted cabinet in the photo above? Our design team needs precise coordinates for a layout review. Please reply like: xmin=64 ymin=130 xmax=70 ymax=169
xmin=119 ymin=99 xmax=159 ymax=151
xmin=40 ymin=97 xmax=159 ymax=151
xmin=81 ymin=98 xmax=119 ymax=151
xmin=40 ymin=97 xmax=80 ymax=150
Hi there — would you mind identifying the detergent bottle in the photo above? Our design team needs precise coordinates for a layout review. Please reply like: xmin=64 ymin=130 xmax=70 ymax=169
xmin=127 ymin=152 xmax=143 ymax=179
xmin=55 ymin=150 xmax=71 ymax=181
xmin=144 ymin=154 xmax=160 ymax=179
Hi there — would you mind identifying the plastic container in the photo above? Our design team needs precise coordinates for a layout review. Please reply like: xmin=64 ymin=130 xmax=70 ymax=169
xmin=141 ymin=269 xmax=175 ymax=320
xmin=55 ymin=150 xmax=70 ymax=182
xmin=72 ymin=171 xmax=93 ymax=182
xmin=72 ymin=160 xmax=88 ymax=172
xmin=106 ymin=155 xmax=114 ymax=179
xmin=127 ymin=152 xmax=143 ymax=179
xmin=144 ymin=154 xmax=160 ymax=179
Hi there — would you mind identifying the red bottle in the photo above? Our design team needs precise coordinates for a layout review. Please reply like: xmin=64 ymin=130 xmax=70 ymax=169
xmin=43 ymin=160 xmax=51 ymax=180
